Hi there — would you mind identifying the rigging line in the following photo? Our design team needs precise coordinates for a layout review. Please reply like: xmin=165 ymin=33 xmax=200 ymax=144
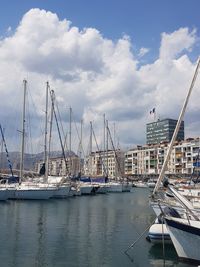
xmin=107 ymin=124 xmax=123 ymax=178
xmin=50 ymin=90 xmax=69 ymax=175
xmin=0 ymin=125 xmax=14 ymax=177
xmin=124 ymin=216 xmax=156 ymax=254
xmin=71 ymin=110 xmax=86 ymax=159
xmin=54 ymin=97 xmax=66 ymax=145
xmin=27 ymin=83 xmax=43 ymax=139
xmin=92 ymin=125 xmax=107 ymax=176
xmin=26 ymin=90 xmax=34 ymax=156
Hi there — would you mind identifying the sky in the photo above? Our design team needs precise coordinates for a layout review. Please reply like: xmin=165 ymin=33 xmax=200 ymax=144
xmin=0 ymin=0 xmax=200 ymax=154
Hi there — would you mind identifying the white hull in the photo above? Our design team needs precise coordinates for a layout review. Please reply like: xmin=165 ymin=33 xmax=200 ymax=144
xmin=165 ymin=217 xmax=200 ymax=263
xmin=133 ymin=182 xmax=148 ymax=188
xmin=107 ymin=183 xmax=122 ymax=192
xmin=11 ymin=186 xmax=55 ymax=200
xmin=122 ymin=184 xmax=132 ymax=192
xmin=95 ymin=184 xmax=108 ymax=194
xmin=147 ymin=182 xmax=156 ymax=188
xmin=52 ymin=185 xmax=71 ymax=198
xmin=69 ymin=187 xmax=82 ymax=196
xmin=0 ymin=188 xmax=15 ymax=200
xmin=79 ymin=184 xmax=95 ymax=195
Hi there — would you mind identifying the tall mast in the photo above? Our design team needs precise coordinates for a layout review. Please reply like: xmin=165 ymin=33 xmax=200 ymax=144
xmin=153 ymin=58 xmax=200 ymax=195
xmin=44 ymin=81 xmax=49 ymax=181
xmin=20 ymin=79 xmax=27 ymax=182
xmin=89 ymin=121 xmax=93 ymax=175
xmin=0 ymin=125 xmax=14 ymax=177
xmin=106 ymin=120 xmax=109 ymax=177
xmin=79 ymin=119 xmax=83 ymax=174
xmin=90 ymin=121 xmax=93 ymax=154
xmin=69 ymin=106 xmax=72 ymax=175
xmin=103 ymin=114 xmax=106 ymax=175
xmin=0 ymin=127 xmax=4 ymax=174
xmin=50 ymin=90 xmax=69 ymax=176
xmin=46 ymin=87 xmax=54 ymax=178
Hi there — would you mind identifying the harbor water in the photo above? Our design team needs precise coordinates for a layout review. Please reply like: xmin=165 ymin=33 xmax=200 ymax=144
xmin=0 ymin=188 xmax=194 ymax=267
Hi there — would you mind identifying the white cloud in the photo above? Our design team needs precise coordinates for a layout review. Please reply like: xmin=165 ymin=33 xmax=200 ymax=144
xmin=138 ymin=47 xmax=149 ymax=57
xmin=0 ymin=9 xmax=200 ymax=154
xmin=159 ymin=28 xmax=196 ymax=60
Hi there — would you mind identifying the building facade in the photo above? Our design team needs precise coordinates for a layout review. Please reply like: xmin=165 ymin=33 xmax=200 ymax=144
xmin=124 ymin=138 xmax=200 ymax=177
xmin=84 ymin=150 xmax=125 ymax=178
xmin=146 ymin=118 xmax=184 ymax=145
xmin=35 ymin=155 xmax=80 ymax=176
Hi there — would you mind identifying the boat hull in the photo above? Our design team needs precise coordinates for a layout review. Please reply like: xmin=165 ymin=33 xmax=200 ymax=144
xmin=11 ymin=187 xmax=55 ymax=200
xmin=52 ymin=185 xmax=71 ymax=198
xmin=165 ymin=217 xmax=200 ymax=263
xmin=122 ymin=184 xmax=132 ymax=192
xmin=79 ymin=184 xmax=94 ymax=195
xmin=0 ymin=189 xmax=13 ymax=200
xmin=107 ymin=183 xmax=122 ymax=193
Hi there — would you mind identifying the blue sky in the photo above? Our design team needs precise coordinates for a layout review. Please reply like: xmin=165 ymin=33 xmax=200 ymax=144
xmin=1 ymin=0 xmax=200 ymax=60
xmin=0 ymin=1 xmax=200 ymax=152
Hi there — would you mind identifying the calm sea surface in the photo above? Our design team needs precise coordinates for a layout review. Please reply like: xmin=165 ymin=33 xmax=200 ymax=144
xmin=0 ymin=188 xmax=194 ymax=267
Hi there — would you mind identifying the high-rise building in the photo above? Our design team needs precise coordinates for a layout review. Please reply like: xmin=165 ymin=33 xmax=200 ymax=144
xmin=146 ymin=118 xmax=184 ymax=145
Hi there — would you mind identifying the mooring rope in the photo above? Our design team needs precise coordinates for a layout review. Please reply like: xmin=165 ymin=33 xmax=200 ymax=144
xmin=124 ymin=217 xmax=156 ymax=254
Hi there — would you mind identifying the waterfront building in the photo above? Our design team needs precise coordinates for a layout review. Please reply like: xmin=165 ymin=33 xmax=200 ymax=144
xmin=84 ymin=149 xmax=125 ymax=178
xmin=146 ymin=118 xmax=184 ymax=145
xmin=35 ymin=155 xmax=80 ymax=177
xmin=124 ymin=137 xmax=200 ymax=177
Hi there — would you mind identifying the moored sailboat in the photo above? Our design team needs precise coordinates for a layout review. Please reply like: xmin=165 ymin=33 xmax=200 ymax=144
xmin=151 ymin=58 xmax=200 ymax=264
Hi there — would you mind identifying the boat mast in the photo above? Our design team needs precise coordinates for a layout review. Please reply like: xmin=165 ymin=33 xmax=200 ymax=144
xmin=79 ymin=119 xmax=83 ymax=175
xmin=0 ymin=125 xmax=14 ymax=177
xmin=103 ymin=114 xmax=106 ymax=176
xmin=69 ymin=106 xmax=72 ymax=175
xmin=153 ymin=58 xmax=200 ymax=195
xmin=44 ymin=82 xmax=49 ymax=182
xmin=89 ymin=121 xmax=92 ymax=175
xmin=46 ymin=85 xmax=54 ymax=179
xmin=50 ymin=90 xmax=69 ymax=176
xmin=20 ymin=79 xmax=27 ymax=182
xmin=106 ymin=119 xmax=109 ymax=178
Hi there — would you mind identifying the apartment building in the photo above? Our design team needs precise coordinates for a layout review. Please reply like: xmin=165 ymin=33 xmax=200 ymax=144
xmin=124 ymin=138 xmax=200 ymax=177
xmin=84 ymin=149 xmax=125 ymax=178
xmin=35 ymin=155 xmax=80 ymax=176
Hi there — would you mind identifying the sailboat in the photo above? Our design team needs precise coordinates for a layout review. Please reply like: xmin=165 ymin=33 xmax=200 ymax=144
xmin=28 ymin=84 xmax=72 ymax=198
xmin=42 ymin=84 xmax=72 ymax=198
xmin=12 ymin=80 xmax=56 ymax=200
xmin=151 ymin=58 xmax=200 ymax=264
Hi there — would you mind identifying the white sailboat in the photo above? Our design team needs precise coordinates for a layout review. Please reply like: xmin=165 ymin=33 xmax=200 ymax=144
xmin=43 ymin=85 xmax=71 ymax=198
xmin=13 ymin=80 xmax=56 ymax=200
xmin=25 ymin=85 xmax=72 ymax=199
xmin=151 ymin=58 xmax=200 ymax=264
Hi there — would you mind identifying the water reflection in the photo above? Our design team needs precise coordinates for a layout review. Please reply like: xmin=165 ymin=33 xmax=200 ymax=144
xmin=0 ymin=190 xmax=195 ymax=267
